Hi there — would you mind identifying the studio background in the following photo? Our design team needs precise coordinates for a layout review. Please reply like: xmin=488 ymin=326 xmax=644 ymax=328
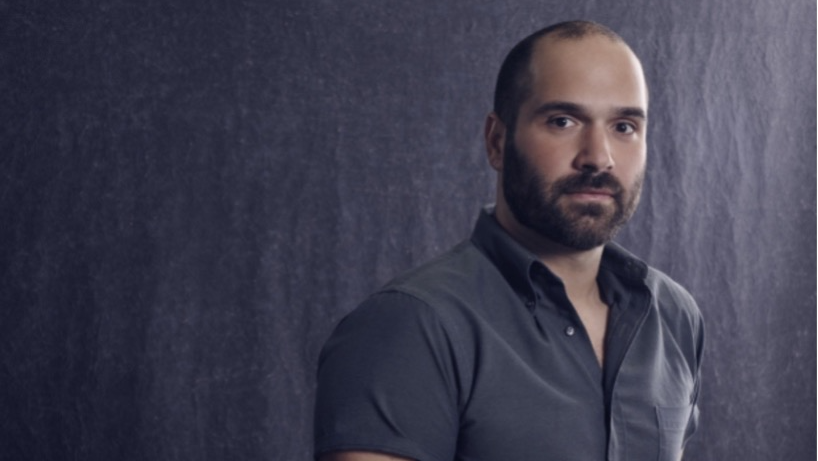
xmin=1 ymin=1 xmax=814 ymax=460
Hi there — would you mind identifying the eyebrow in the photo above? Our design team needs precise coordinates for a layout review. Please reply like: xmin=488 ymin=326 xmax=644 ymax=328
xmin=531 ymin=101 xmax=647 ymax=120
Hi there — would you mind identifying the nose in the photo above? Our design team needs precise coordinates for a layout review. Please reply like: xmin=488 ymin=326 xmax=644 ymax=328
xmin=574 ymin=125 xmax=614 ymax=172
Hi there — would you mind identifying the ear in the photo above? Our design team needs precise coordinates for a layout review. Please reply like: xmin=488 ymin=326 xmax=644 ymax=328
xmin=484 ymin=112 xmax=507 ymax=172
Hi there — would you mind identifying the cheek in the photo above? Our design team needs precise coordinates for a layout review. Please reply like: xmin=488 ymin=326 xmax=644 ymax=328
xmin=615 ymin=148 xmax=647 ymax=180
xmin=516 ymin=128 xmax=575 ymax=159
xmin=523 ymin=144 xmax=575 ymax=178
xmin=510 ymin=140 xmax=568 ymax=181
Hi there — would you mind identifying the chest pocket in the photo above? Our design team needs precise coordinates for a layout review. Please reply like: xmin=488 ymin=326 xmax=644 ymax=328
xmin=656 ymin=405 xmax=693 ymax=461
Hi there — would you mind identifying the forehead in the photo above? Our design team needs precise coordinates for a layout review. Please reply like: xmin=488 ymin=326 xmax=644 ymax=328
xmin=525 ymin=35 xmax=648 ymax=111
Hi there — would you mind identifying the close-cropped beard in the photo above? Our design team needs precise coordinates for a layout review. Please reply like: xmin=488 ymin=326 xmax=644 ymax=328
xmin=502 ymin=136 xmax=643 ymax=251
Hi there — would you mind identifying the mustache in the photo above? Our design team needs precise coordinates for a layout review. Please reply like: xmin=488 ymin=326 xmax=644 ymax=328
xmin=554 ymin=172 xmax=624 ymax=195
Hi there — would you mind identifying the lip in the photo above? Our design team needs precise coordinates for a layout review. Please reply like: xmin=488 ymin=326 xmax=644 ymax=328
xmin=565 ymin=189 xmax=615 ymax=201
xmin=567 ymin=188 xmax=614 ymax=196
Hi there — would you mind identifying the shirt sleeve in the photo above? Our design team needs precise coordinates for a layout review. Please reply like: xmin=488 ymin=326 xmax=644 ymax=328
xmin=314 ymin=291 xmax=461 ymax=461
xmin=683 ymin=308 xmax=705 ymax=446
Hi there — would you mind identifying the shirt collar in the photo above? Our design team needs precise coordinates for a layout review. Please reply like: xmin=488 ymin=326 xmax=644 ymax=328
xmin=600 ymin=241 xmax=649 ymax=283
xmin=470 ymin=205 xmax=542 ymax=303
xmin=470 ymin=205 xmax=649 ymax=303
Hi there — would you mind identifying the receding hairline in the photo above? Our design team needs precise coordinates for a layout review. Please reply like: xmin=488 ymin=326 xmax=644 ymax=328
xmin=527 ymin=29 xmax=644 ymax=86
xmin=530 ymin=22 xmax=637 ymax=62
xmin=492 ymin=21 xmax=641 ymax=129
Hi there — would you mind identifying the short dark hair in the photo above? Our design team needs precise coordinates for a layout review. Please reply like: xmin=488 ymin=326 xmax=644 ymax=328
xmin=493 ymin=21 xmax=624 ymax=130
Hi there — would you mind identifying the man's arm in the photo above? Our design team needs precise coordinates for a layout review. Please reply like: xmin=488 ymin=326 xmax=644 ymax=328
xmin=319 ymin=451 xmax=414 ymax=461
xmin=314 ymin=293 xmax=460 ymax=461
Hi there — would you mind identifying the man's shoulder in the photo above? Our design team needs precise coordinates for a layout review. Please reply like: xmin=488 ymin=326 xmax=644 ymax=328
xmin=328 ymin=240 xmax=494 ymax=361
xmin=644 ymin=265 xmax=696 ymax=305
xmin=643 ymin=264 xmax=703 ymax=327
xmin=377 ymin=239 xmax=494 ymax=303
xmin=605 ymin=242 xmax=700 ymax=316
xmin=604 ymin=242 xmax=702 ymax=328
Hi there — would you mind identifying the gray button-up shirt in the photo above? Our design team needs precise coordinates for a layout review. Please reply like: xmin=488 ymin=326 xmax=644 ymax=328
xmin=315 ymin=208 xmax=704 ymax=461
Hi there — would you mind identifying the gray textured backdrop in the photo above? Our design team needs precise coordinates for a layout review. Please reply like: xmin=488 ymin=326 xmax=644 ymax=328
xmin=1 ymin=0 xmax=815 ymax=460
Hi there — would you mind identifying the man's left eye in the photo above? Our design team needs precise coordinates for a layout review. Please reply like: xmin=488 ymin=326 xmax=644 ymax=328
xmin=615 ymin=122 xmax=636 ymax=134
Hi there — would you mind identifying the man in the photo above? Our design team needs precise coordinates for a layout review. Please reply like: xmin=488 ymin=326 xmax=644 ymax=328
xmin=314 ymin=20 xmax=704 ymax=461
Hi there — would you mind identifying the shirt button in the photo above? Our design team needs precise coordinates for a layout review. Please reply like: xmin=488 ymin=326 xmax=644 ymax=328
xmin=565 ymin=326 xmax=576 ymax=336
xmin=525 ymin=299 xmax=535 ymax=308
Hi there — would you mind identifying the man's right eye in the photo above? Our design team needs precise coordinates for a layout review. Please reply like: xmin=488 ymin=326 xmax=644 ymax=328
xmin=548 ymin=117 xmax=574 ymax=128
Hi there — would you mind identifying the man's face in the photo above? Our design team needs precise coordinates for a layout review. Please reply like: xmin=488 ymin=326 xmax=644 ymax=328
xmin=501 ymin=35 xmax=648 ymax=251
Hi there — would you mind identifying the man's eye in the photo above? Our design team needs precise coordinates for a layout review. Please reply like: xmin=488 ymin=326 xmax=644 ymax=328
xmin=615 ymin=122 xmax=636 ymax=134
xmin=549 ymin=117 xmax=574 ymax=128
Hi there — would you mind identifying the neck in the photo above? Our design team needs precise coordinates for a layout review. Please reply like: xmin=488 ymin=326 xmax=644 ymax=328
xmin=494 ymin=202 xmax=605 ymax=302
